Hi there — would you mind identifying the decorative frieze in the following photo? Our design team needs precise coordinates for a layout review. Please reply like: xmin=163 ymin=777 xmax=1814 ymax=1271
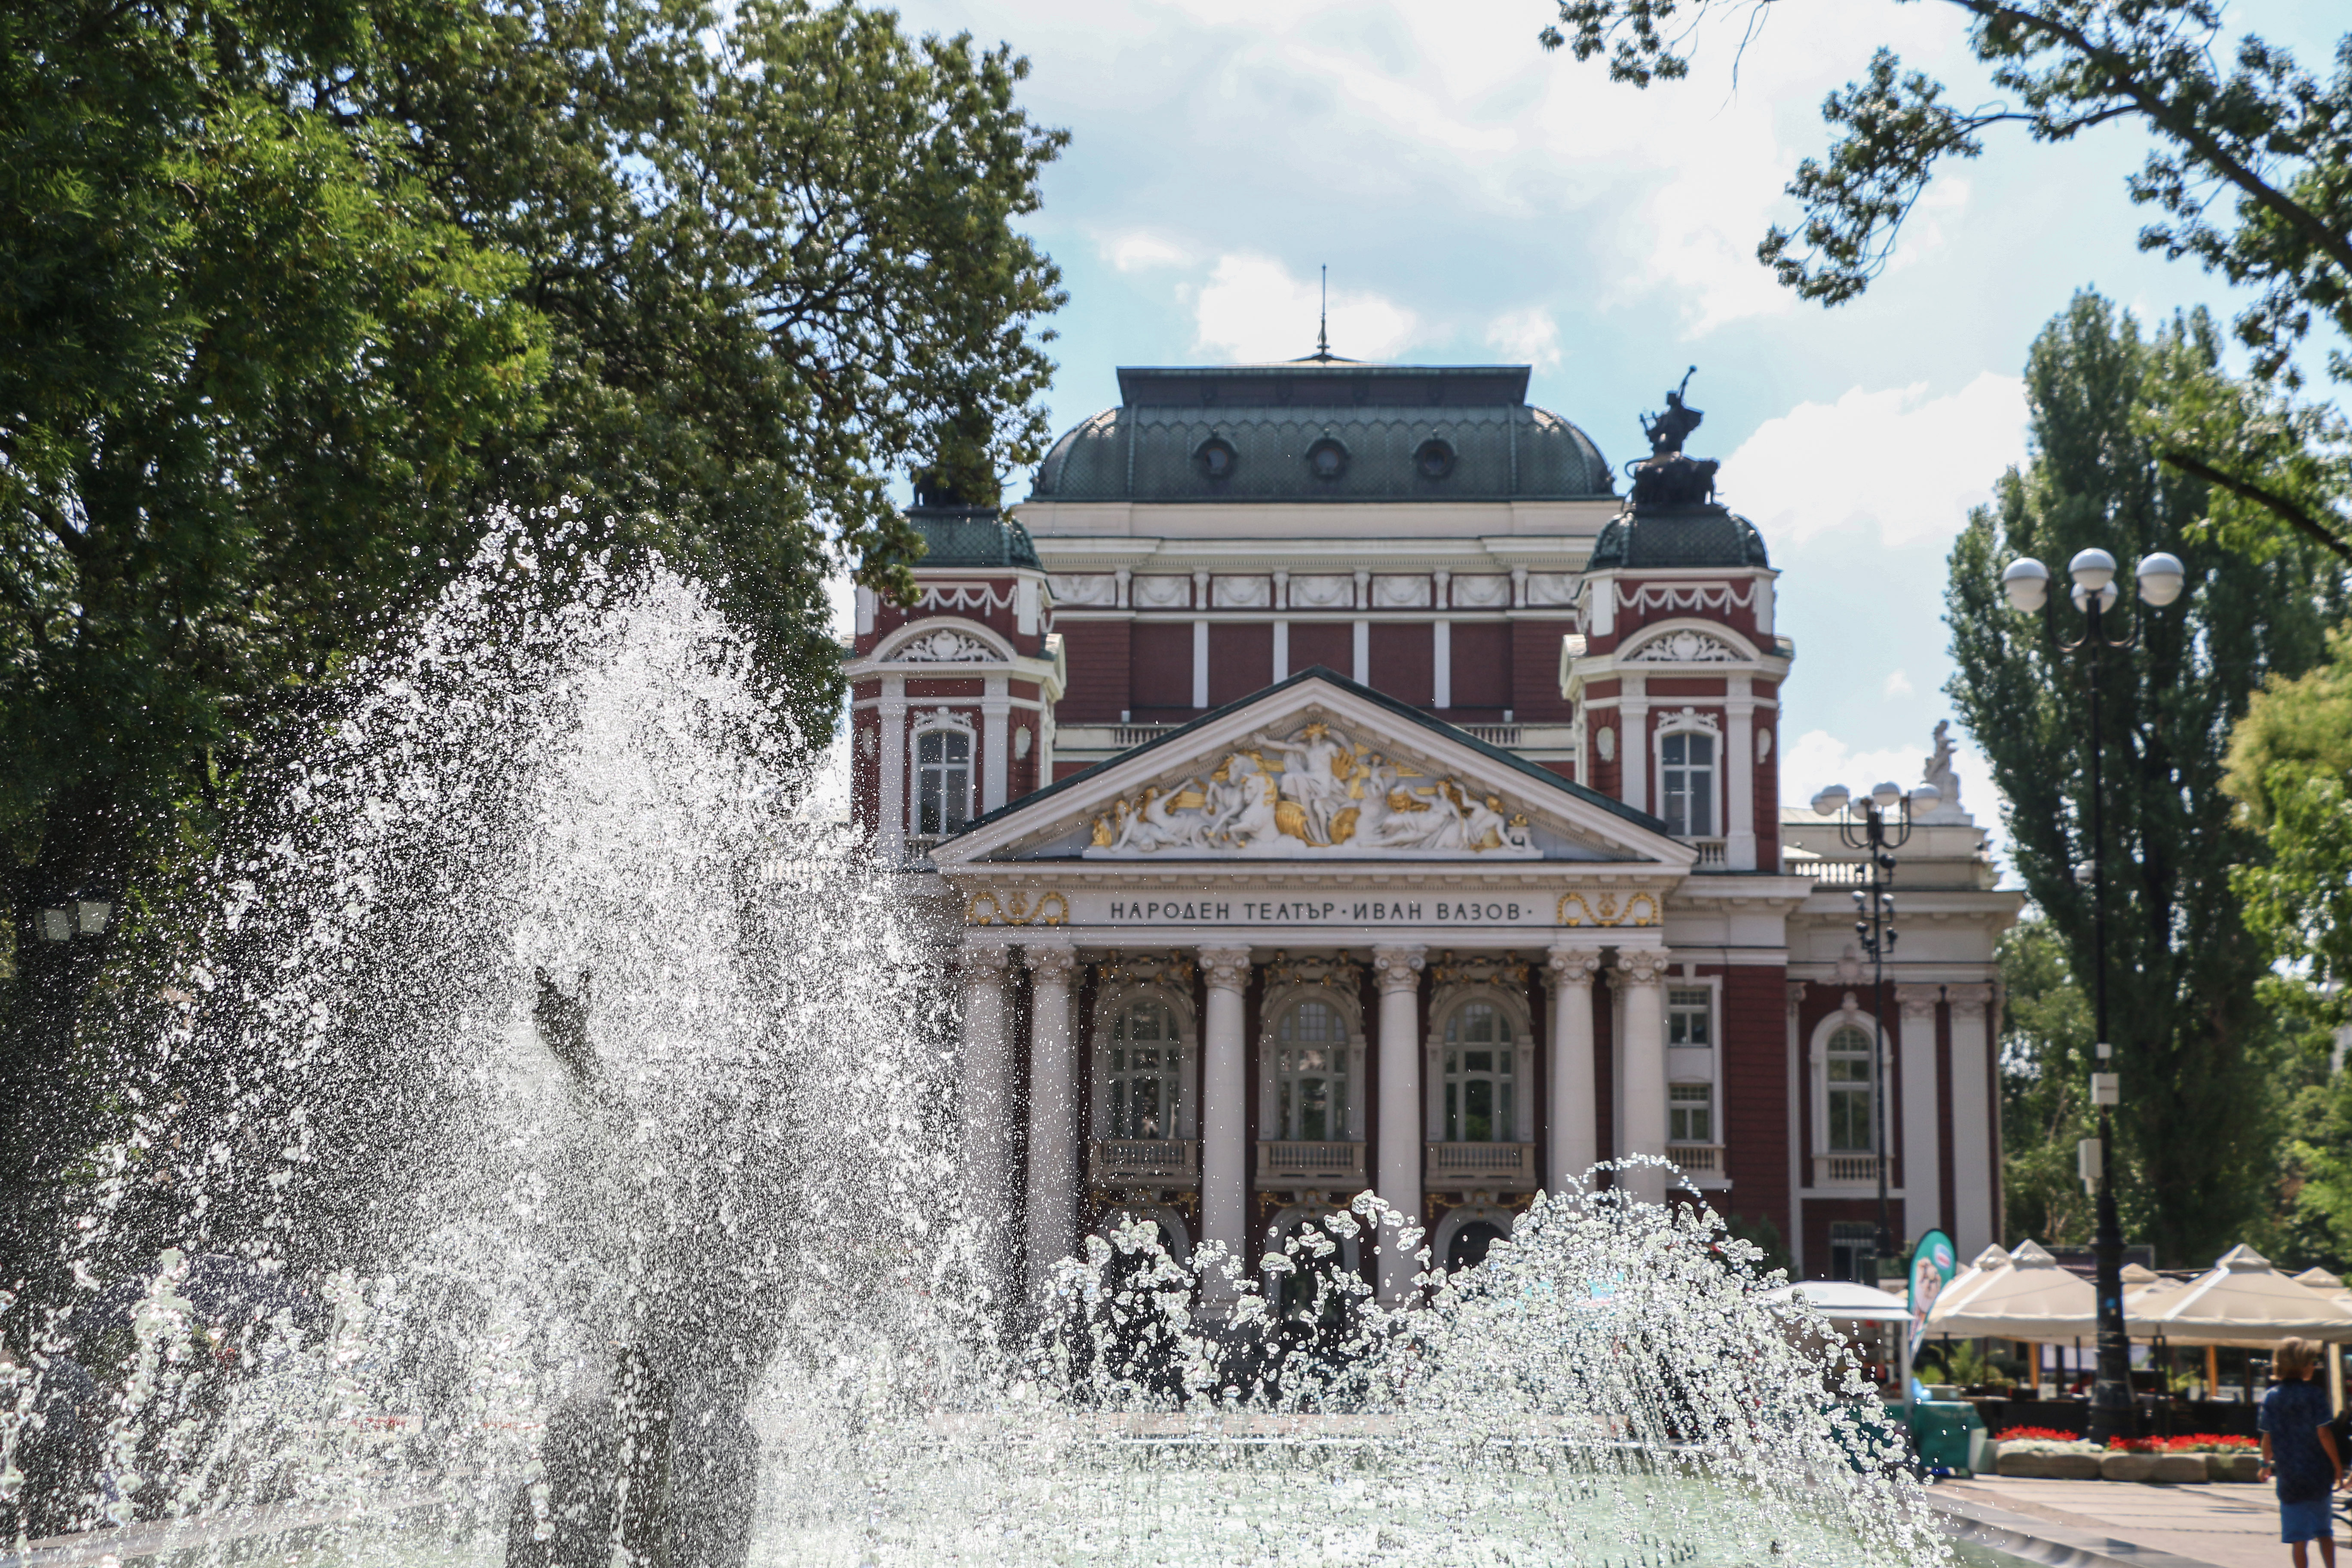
xmin=1261 ymin=951 xmax=1364 ymax=991
xmin=1556 ymin=889 xmax=1662 ymax=928
xmin=965 ymin=889 xmax=1069 ymax=927
xmin=1624 ymin=630 xmax=1740 ymax=664
xmin=1430 ymin=951 xmax=1531 ymax=987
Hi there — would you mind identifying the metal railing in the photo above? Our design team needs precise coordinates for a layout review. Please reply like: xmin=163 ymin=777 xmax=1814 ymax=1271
xmin=1090 ymin=1139 xmax=1200 ymax=1186
xmin=1256 ymin=1139 xmax=1367 ymax=1188
xmin=1424 ymin=1141 xmax=1539 ymax=1186
xmin=1813 ymin=1152 xmax=1881 ymax=1185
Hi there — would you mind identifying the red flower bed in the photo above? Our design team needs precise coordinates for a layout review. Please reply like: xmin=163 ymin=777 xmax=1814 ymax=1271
xmin=1994 ymin=1425 xmax=2082 ymax=1443
xmin=2107 ymin=1433 xmax=2257 ymax=1453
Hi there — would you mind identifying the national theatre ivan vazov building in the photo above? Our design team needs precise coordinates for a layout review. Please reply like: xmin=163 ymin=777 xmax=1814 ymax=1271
xmin=845 ymin=356 xmax=2021 ymax=1301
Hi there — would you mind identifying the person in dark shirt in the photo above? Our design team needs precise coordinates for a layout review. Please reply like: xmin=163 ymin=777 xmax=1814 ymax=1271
xmin=2260 ymin=1338 xmax=2344 ymax=1567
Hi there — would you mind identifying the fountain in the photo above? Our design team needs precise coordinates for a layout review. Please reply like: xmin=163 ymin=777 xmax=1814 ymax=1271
xmin=0 ymin=536 xmax=1997 ymax=1566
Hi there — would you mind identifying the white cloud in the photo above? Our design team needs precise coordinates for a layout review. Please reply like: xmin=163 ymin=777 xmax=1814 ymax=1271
xmin=1101 ymin=230 xmax=1196 ymax=273
xmin=1485 ymin=306 xmax=1562 ymax=370
xmin=1190 ymin=254 xmax=1421 ymax=362
xmin=1724 ymin=372 xmax=2027 ymax=548
xmin=1781 ymin=726 xmax=2009 ymax=876
xmin=1882 ymin=669 xmax=1914 ymax=699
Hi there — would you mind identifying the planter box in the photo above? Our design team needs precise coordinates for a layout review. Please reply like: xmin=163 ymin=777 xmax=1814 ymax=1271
xmin=1999 ymin=1451 xmax=2103 ymax=1479
xmin=2101 ymin=1453 xmax=2156 ymax=1482
xmin=2147 ymin=1455 xmax=2208 ymax=1484
xmin=2206 ymin=1453 xmax=2262 ymax=1483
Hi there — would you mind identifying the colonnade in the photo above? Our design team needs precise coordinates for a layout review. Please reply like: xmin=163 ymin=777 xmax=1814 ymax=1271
xmin=959 ymin=937 xmax=1672 ymax=1309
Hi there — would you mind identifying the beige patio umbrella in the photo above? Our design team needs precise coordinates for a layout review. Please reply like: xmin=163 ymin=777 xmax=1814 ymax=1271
xmin=1923 ymin=1240 xmax=2100 ymax=1340
xmin=1932 ymin=1244 xmax=2014 ymax=1318
xmin=2143 ymin=1245 xmax=2352 ymax=1348
xmin=2294 ymin=1266 xmax=2345 ymax=1293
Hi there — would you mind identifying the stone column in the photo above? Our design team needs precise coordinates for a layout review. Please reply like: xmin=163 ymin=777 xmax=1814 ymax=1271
xmin=1785 ymin=980 xmax=1808 ymax=1276
xmin=877 ymin=680 xmax=906 ymax=859
xmin=1546 ymin=946 xmax=1604 ymax=1192
xmin=1614 ymin=948 xmax=1669 ymax=1204
xmin=1620 ymin=680 xmax=1651 ymax=816
xmin=1724 ymin=680 xmax=1757 ymax=870
xmin=1373 ymin=945 xmax=1427 ymax=1303
xmin=1024 ymin=943 xmax=1079 ymax=1299
xmin=1198 ymin=946 xmax=1252 ymax=1304
xmin=1948 ymin=984 xmax=1997 ymax=1255
xmin=960 ymin=943 xmax=1016 ymax=1305
xmin=1896 ymin=984 xmax=1944 ymax=1239
xmin=981 ymin=677 xmax=1011 ymax=815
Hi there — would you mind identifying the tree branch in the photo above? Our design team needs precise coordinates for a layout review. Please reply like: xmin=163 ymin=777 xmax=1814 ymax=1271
xmin=2159 ymin=449 xmax=2352 ymax=562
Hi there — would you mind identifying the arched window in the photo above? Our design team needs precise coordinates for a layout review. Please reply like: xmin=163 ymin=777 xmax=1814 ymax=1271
xmin=1826 ymin=1025 xmax=1875 ymax=1153
xmin=1273 ymin=1000 xmax=1349 ymax=1141
xmin=1660 ymin=730 xmax=1716 ymax=837
xmin=1442 ymin=1001 xmax=1516 ymax=1142
xmin=1105 ymin=1001 xmax=1179 ymax=1140
xmin=914 ymin=728 xmax=971 ymax=834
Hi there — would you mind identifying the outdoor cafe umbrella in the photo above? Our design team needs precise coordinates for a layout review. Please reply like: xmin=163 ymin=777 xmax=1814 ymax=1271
xmin=1759 ymin=1280 xmax=1914 ymax=1324
xmin=2142 ymin=1244 xmax=2352 ymax=1348
xmin=1923 ymin=1239 xmax=2101 ymax=1341
xmin=1933 ymin=1244 xmax=2013 ymax=1318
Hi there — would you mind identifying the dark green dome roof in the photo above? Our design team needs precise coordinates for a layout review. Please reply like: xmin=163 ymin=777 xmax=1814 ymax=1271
xmin=908 ymin=505 xmax=1040 ymax=569
xmin=1030 ymin=362 xmax=1614 ymax=503
xmin=1587 ymin=503 xmax=1770 ymax=570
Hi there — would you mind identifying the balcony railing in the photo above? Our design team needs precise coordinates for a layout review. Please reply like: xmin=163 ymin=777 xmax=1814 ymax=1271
xmin=1256 ymin=1140 xmax=1367 ymax=1189
xmin=1667 ymin=1143 xmax=1730 ymax=1188
xmin=1424 ymin=1141 xmax=1539 ymax=1188
xmin=1810 ymin=860 xmax=1871 ymax=885
xmin=1111 ymin=723 xmax=1180 ymax=747
xmin=1091 ymin=1139 xmax=1200 ymax=1187
xmin=1813 ymin=1152 xmax=1882 ymax=1186
xmin=1687 ymin=837 xmax=1727 ymax=867
xmin=1462 ymin=723 xmax=1521 ymax=746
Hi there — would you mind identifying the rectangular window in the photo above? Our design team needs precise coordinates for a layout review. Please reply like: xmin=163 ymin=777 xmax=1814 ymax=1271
xmin=1829 ymin=1221 xmax=1878 ymax=1285
xmin=1667 ymin=986 xmax=1712 ymax=1047
xmin=1668 ymin=1082 xmax=1713 ymax=1144
xmin=1660 ymin=731 xmax=1716 ymax=838
xmin=915 ymin=729 xmax=971 ymax=834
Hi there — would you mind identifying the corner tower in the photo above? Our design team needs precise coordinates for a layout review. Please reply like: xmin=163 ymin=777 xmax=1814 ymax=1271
xmin=1561 ymin=383 xmax=1788 ymax=871
xmin=845 ymin=489 xmax=1064 ymax=861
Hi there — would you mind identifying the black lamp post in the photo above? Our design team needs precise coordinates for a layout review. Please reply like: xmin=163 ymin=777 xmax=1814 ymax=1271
xmin=1997 ymin=544 xmax=2186 ymax=1445
xmin=1811 ymin=781 xmax=1937 ymax=1282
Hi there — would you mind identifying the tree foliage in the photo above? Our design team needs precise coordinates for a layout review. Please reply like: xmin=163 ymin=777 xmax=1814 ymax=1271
xmin=2226 ymin=622 xmax=2352 ymax=1005
xmin=0 ymin=0 xmax=1063 ymax=1293
xmin=1540 ymin=0 xmax=2352 ymax=552
xmin=1945 ymin=291 xmax=2345 ymax=1263
xmin=1993 ymin=919 xmax=2101 ymax=1248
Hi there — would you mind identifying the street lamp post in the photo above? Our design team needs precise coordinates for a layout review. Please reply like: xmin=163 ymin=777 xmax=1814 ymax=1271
xmin=1997 ymin=545 xmax=2186 ymax=1445
xmin=1811 ymin=781 xmax=1939 ymax=1281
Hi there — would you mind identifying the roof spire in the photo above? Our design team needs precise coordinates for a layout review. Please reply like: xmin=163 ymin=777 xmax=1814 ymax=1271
xmin=1315 ymin=265 xmax=1331 ymax=361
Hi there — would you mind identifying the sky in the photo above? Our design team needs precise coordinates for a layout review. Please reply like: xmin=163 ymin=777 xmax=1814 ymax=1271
xmin=833 ymin=0 xmax=2343 ymax=867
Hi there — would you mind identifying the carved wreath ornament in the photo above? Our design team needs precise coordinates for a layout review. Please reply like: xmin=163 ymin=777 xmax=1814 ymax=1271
xmin=895 ymin=629 xmax=995 ymax=663
xmin=1084 ymin=720 xmax=1537 ymax=859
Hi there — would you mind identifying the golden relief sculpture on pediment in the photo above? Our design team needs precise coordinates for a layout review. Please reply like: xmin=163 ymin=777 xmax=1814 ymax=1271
xmin=1083 ymin=720 xmax=1538 ymax=860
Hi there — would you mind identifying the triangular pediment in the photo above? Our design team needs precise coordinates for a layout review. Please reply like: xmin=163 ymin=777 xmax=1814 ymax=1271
xmin=933 ymin=669 xmax=1693 ymax=869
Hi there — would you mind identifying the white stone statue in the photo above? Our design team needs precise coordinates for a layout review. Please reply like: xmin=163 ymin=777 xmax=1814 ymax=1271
xmin=1255 ymin=721 xmax=1353 ymax=843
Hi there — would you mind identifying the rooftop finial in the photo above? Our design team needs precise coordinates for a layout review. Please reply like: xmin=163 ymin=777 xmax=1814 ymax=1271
xmin=1316 ymin=265 xmax=1331 ymax=361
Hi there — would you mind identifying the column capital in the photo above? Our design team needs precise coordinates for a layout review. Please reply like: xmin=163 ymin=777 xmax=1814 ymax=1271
xmin=1786 ymin=979 xmax=1809 ymax=1015
xmin=962 ymin=943 xmax=1014 ymax=980
xmin=1371 ymin=946 xmax=1426 ymax=993
xmin=1894 ymin=983 xmax=1942 ymax=1019
xmin=1947 ymin=982 xmax=1994 ymax=1020
xmin=1199 ymin=946 xmax=1253 ymax=993
xmin=1546 ymin=946 xmax=1605 ymax=986
xmin=1026 ymin=942 xmax=1078 ymax=987
xmin=1612 ymin=949 xmax=1669 ymax=989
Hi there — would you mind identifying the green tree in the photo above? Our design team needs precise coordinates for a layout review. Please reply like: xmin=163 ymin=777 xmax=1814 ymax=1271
xmin=2224 ymin=622 xmax=2352 ymax=1266
xmin=1945 ymin=291 xmax=2346 ymax=1264
xmin=1540 ymin=0 xmax=2352 ymax=554
xmin=1993 ymin=919 xmax=2101 ymax=1248
xmin=1 ymin=0 xmax=1064 ymax=1296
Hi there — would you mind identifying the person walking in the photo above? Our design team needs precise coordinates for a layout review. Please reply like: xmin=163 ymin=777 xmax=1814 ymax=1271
xmin=2260 ymin=1338 xmax=2344 ymax=1568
